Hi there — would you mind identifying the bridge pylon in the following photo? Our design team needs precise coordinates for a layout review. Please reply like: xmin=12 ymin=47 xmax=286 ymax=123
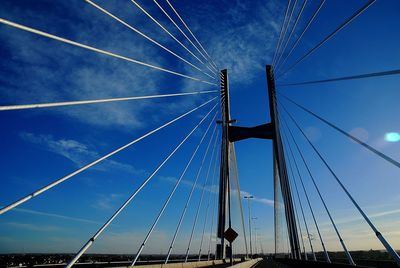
xmin=266 ymin=65 xmax=301 ymax=259
xmin=216 ymin=66 xmax=301 ymax=261
xmin=216 ymin=69 xmax=232 ymax=262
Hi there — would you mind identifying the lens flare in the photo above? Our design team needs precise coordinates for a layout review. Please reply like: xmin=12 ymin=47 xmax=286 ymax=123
xmin=385 ymin=132 xmax=400 ymax=142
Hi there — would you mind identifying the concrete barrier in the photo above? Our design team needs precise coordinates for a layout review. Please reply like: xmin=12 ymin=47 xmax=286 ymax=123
xmin=135 ymin=260 xmax=223 ymax=268
xmin=226 ymin=258 xmax=262 ymax=268
xmin=115 ymin=258 xmax=242 ymax=268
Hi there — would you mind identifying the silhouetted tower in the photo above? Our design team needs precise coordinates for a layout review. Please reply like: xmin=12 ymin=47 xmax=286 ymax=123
xmin=216 ymin=66 xmax=301 ymax=260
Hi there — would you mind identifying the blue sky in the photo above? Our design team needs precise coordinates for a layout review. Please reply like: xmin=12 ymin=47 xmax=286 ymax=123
xmin=0 ymin=0 xmax=399 ymax=258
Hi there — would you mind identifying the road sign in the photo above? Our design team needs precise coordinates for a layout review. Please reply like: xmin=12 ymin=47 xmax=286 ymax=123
xmin=224 ymin=227 xmax=238 ymax=243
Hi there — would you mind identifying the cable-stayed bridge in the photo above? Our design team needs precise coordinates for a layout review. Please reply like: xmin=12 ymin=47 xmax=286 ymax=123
xmin=1 ymin=0 xmax=400 ymax=267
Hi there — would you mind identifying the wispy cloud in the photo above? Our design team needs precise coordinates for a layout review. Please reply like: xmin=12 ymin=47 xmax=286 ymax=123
xmin=320 ymin=207 xmax=400 ymax=228
xmin=160 ymin=178 xmax=274 ymax=207
xmin=92 ymin=193 xmax=125 ymax=211
xmin=20 ymin=132 xmax=145 ymax=176
xmin=160 ymin=175 xmax=219 ymax=194
xmin=180 ymin=0 xmax=283 ymax=85
xmin=10 ymin=207 xmax=102 ymax=225
xmin=0 ymin=0 xmax=282 ymax=134
xmin=4 ymin=221 xmax=61 ymax=232
xmin=240 ymin=190 xmax=274 ymax=207
xmin=20 ymin=132 xmax=97 ymax=166
xmin=0 ymin=0 xmax=215 ymax=131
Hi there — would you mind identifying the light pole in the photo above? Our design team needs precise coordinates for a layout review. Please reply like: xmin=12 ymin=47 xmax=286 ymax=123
xmin=254 ymin=226 xmax=259 ymax=255
xmin=251 ymin=220 xmax=258 ymax=255
xmin=244 ymin=195 xmax=254 ymax=258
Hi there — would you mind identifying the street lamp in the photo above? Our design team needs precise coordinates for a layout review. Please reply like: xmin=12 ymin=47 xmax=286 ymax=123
xmin=244 ymin=195 xmax=254 ymax=258
xmin=252 ymin=218 xmax=258 ymax=255
xmin=254 ymin=227 xmax=259 ymax=255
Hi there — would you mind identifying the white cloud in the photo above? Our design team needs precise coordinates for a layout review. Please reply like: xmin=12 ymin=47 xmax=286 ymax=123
xmin=4 ymin=222 xmax=61 ymax=232
xmin=180 ymin=0 xmax=283 ymax=85
xmin=1 ymin=0 xmax=282 ymax=133
xmin=160 ymin=175 xmax=219 ymax=195
xmin=160 ymin=178 xmax=274 ymax=207
xmin=93 ymin=193 xmax=125 ymax=211
xmin=240 ymin=190 xmax=274 ymax=207
xmin=11 ymin=207 xmax=102 ymax=225
xmin=320 ymin=207 xmax=400 ymax=228
xmin=20 ymin=132 xmax=96 ymax=166
xmin=19 ymin=132 xmax=145 ymax=176
xmin=0 ymin=0 xmax=217 ymax=131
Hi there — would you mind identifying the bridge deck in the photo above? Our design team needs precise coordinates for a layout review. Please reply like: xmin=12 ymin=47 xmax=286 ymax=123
xmin=253 ymin=259 xmax=381 ymax=268
xmin=253 ymin=260 xmax=292 ymax=268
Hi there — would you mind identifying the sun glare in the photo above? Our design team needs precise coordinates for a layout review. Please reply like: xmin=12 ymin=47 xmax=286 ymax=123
xmin=385 ymin=132 xmax=400 ymax=142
